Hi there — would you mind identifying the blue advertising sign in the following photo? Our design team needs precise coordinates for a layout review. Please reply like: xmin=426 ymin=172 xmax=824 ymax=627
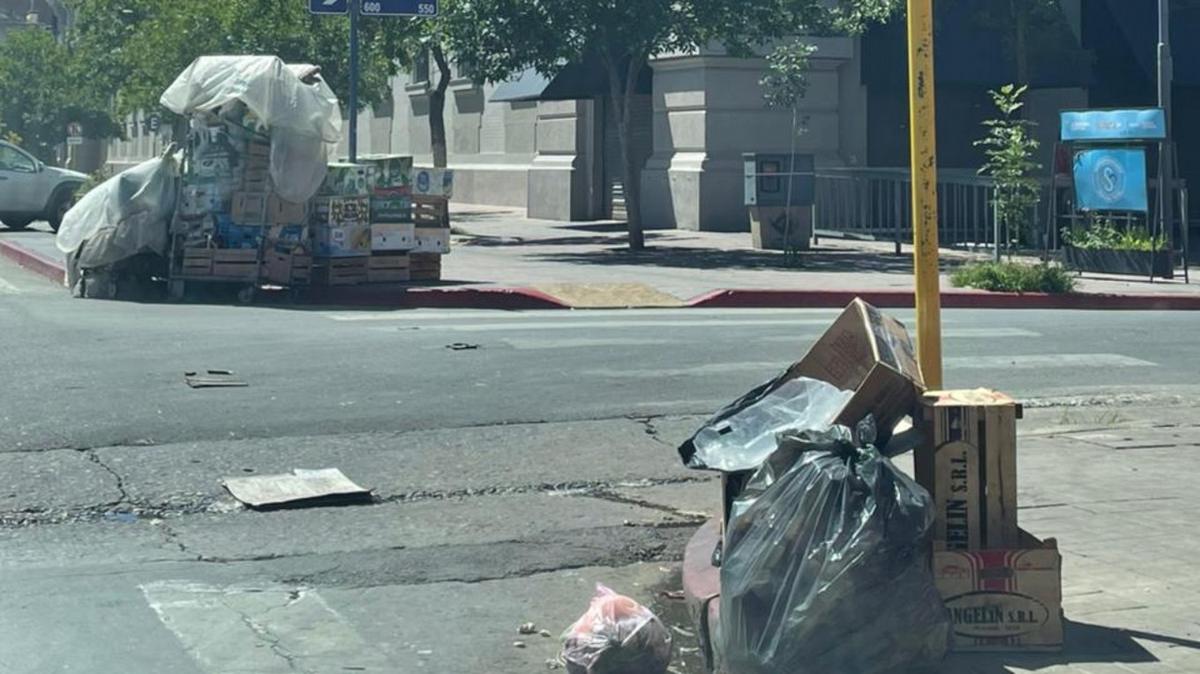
xmin=1060 ymin=109 xmax=1166 ymax=142
xmin=309 ymin=0 xmax=348 ymax=13
xmin=1073 ymin=148 xmax=1149 ymax=212
xmin=361 ymin=0 xmax=437 ymax=16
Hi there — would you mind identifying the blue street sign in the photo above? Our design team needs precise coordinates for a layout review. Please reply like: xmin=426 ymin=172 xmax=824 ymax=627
xmin=309 ymin=0 xmax=348 ymax=14
xmin=1073 ymin=148 xmax=1149 ymax=213
xmin=1060 ymin=109 xmax=1166 ymax=142
xmin=361 ymin=0 xmax=437 ymax=16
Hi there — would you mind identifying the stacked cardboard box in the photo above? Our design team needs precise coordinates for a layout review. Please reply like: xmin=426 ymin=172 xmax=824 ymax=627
xmin=916 ymin=389 xmax=1063 ymax=652
xmin=311 ymin=163 xmax=372 ymax=285
xmin=361 ymin=156 xmax=415 ymax=283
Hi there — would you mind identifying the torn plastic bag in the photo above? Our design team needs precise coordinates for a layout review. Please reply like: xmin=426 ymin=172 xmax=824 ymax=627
xmin=677 ymin=375 xmax=852 ymax=472
xmin=56 ymin=151 xmax=180 ymax=270
xmin=561 ymin=583 xmax=672 ymax=674
xmin=717 ymin=418 xmax=950 ymax=674
xmin=160 ymin=55 xmax=342 ymax=203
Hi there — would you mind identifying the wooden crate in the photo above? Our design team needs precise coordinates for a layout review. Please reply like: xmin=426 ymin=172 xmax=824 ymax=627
xmin=210 ymin=249 xmax=259 ymax=280
xmin=181 ymin=248 xmax=213 ymax=275
xmin=916 ymin=389 xmax=1021 ymax=551
xmin=263 ymin=251 xmax=312 ymax=285
xmin=412 ymin=196 xmax=449 ymax=227
xmin=368 ymin=252 xmax=411 ymax=283
xmin=313 ymin=256 xmax=369 ymax=286
xmin=409 ymin=252 xmax=442 ymax=280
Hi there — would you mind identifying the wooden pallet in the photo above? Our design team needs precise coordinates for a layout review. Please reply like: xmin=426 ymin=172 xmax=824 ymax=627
xmin=409 ymin=252 xmax=442 ymax=281
xmin=179 ymin=248 xmax=259 ymax=281
xmin=263 ymin=251 xmax=312 ymax=285
xmin=313 ymin=256 xmax=369 ymax=286
xmin=412 ymin=196 xmax=449 ymax=227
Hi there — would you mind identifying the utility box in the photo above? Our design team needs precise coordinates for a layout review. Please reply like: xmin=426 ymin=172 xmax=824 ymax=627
xmin=743 ymin=153 xmax=815 ymax=250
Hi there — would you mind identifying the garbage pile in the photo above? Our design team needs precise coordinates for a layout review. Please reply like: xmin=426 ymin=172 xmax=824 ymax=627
xmin=678 ymin=298 xmax=947 ymax=673
xmin=56 ymin=55 xmax=454 ymax=299
xmin=677 ymin=298 xmax=1064 ymax=672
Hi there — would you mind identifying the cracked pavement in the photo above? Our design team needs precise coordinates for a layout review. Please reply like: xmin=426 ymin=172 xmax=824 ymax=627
xmin=7 ymin=257 xmax=1200 ymax=673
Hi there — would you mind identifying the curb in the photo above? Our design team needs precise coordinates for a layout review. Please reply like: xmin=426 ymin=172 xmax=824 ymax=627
xmin=0 ymin=240 xmax=66 ymax=286
xmin=4 ymin=238 xmax=1200 ymax=310
xmin=687 ymin=288 xmax=1200 ymax=311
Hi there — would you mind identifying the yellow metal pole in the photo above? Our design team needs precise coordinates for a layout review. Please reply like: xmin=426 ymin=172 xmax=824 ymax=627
xmin=906 ymin=0 xmax=943 ymax=389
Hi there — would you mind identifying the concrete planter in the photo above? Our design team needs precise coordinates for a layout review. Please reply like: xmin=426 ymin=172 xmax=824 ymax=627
xmin=1063 ymin=245 xmax=1174 ymax=279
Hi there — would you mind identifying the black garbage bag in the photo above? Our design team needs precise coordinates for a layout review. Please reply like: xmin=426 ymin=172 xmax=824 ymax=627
xmin=716 ymin=418 xmax=950 ymax=674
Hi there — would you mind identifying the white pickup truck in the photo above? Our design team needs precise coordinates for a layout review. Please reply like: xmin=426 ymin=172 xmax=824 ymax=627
xmin=0 ymin=140 xmax=87 ymax=232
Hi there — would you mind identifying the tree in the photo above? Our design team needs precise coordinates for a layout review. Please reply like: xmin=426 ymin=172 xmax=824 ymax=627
xmin=966 ymin=0 xmax=1089 ymax=85
xmin=0 ymin=26 xmax=115 ymax=161
xmin=66 ymin=0 xmax=414 ymax=120
xmin=466 ymin=0 xmax=898 ymax=250
xmin=975 ymin=84 xmax=1041 ymax=258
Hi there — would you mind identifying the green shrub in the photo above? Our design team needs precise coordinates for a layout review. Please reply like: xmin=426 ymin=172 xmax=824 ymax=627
xmin=950 ymin=261 xmax=1075 ymax=293
xmin=1062 ymin=222 xmax=1165 ymax=252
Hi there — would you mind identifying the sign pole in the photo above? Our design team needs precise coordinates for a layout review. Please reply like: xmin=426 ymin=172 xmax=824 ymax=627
xmin=348 ymin=0 xmax=360 ymax=163
xmin=1157 ymin=0 xmax=1174 ymax=257
xmin=906 ymin=0 xmax=943 ymax=389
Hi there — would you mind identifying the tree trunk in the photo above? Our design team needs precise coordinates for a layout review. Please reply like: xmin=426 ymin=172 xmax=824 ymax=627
xmin=605 ymin=54 xmax=646 ymax=250
xmin=429 ymin=44 xmax=451 ymax=169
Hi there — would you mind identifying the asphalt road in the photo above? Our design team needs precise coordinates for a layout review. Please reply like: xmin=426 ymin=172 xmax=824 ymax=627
xmin=3 ymin=256 xmax=1200 ymax=673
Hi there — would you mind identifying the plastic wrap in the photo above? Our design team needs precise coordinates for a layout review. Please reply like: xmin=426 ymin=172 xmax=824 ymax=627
xmin=160 ymin=55 xmax=342 ymax=202
xmin=561 ymin=584 xmax=672 ymax=674
xmin=716 ymin=418 xmax=950 ymax=674
xmin=678 ymin=375 xmax=853 ymax=473
xmin=56 ymin=154 xmax=180 ymax=269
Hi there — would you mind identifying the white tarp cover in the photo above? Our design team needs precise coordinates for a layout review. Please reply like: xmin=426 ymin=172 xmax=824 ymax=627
xmin=160 ymin=55 xmax=343 ymax=202
xmin=56 ymin=154 xmax=180 ymax=268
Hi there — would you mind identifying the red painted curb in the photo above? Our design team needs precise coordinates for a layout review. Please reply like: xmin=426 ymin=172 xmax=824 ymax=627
xmin=687 ymin=288 xmax=1200 ymax=311
xmin=0 ymin=239 xmax=65 ymax=285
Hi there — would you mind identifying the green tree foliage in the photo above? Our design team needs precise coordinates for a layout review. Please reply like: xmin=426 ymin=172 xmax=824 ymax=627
xmin=66 ymin=0 xmax=415 ymax=116
xmin=464 ymin=0 xmax=898 ymax=249
xmin=976 ymin=84 xmax=1041 ymax=256
xmin=0 ymin=27 xmax=115 ymax=161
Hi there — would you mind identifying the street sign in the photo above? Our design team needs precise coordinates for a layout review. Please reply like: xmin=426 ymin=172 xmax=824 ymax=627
xmin=1060 ymin=109 xmax=1166 ymax=143
xmin=309 ymin=0 xmax=348 ymax=14
xmin=361 ymin=0 xmax=437 ymax=16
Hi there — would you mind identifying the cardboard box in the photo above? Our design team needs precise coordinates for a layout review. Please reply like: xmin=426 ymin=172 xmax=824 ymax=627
xmin=213 ymin=215 xmax=263 ymax=250
xmin=934 ymin=530 xmax=1062 ymax=652
xmin=412 ymin=168 xmax=454 ymax=198
xmin=232 ymin=192 xmax=268 ymax=225
xmin=413 ymin=227 xmax=451 ymax=254
xmin=372 ymin=223 xmax=415 ymax=251
xmin=313 ymin=223 xmax=371 ymax=258
xmin=917 ymin=389 xmax=1021 ymax=551
xmin=318 ymin=163 xmax=371 ymax=197
xmin=361 ymin=154 xmax=414 ymax=191
xmin=312 ymin=197 xmax=370 ymax=225
xmin=267 ymin=195 xmax=307 ymax=225
xmin=371 ymin=195 xmax=413 ymax=223
xmin=784 ymin=298 xmax=924 ymax=437
xmin=179 ymin=184 xmax=227 ymax=217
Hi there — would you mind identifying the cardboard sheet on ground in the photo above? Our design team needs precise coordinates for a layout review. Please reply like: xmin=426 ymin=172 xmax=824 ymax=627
xmin=223 ymin=468 xmax=371 ymax=509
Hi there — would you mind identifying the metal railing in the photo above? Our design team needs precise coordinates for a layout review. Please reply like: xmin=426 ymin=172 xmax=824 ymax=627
xmin=814 ymin=167 xmax=1004 ymax=254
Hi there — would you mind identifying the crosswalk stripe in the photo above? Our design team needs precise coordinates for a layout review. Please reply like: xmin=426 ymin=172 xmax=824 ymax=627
xmin=501 ymin=328 xmax=1037 ymax=350
xmin=585 ymin=353 xmax=1152 ymax=378
xmin=141 ymin=581 xmax=390 ymax=673
xmin=943 ymin=353 xmax=1157 ymax=369
xmin=323 ymin=307 xmax=844 ymax=322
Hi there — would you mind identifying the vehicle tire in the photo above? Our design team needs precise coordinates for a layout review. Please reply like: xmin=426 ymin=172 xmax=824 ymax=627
xmin=2 ymin=217 xmax=32 ymax=230
xmin=45 ymin=187 xmax=75 ymax=232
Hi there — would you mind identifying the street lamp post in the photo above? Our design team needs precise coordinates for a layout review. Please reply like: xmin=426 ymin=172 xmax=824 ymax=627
xmin=1158 ymin=0 xmax=1175 ymax=254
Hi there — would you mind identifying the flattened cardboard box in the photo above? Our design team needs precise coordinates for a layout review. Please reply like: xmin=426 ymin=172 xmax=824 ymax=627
xmin=934 ymin=530 xmax=1062 ymax=652
xmin=917 ymin=389 xmax=1021 ymax=550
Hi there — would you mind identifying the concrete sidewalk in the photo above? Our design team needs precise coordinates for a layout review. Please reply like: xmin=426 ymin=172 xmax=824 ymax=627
xmin=5 ymin=207 xmax=1200 ymax=309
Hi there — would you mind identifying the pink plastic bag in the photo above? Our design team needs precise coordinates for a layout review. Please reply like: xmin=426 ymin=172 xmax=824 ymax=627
xmin=561 ymin=584 xmax=673 ymax=674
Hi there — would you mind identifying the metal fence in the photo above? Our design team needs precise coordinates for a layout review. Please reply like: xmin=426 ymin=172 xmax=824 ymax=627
xmin=814 ymin=167 xmax=1005 ymax=253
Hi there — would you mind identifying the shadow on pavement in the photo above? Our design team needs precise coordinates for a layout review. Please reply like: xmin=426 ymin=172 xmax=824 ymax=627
xmin=940 ymin=619 xmax=1192 ymax=673
xmin=530 ymin=245 xmax=946 ymax=274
